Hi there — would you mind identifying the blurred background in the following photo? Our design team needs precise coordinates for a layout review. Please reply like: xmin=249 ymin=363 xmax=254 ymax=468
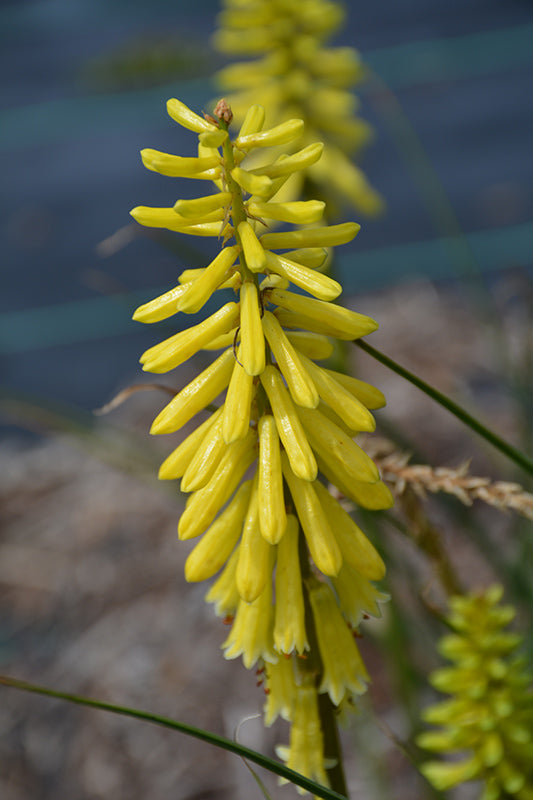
xmin=1 ymin=1 xmax=533 ymax=798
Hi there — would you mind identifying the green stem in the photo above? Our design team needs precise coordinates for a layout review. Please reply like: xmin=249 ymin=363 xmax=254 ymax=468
xmin=354 ymin=339 xmax=533 ymax=477
xmin=0 ymin=674 xmax=348 ymax=800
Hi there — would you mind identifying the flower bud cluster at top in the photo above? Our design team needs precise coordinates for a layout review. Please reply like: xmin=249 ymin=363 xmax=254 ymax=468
xmin=214 ymin=0 xmax=383 ymax=217
xmin=418 ymin=585 xmax=533 ymax=799
xmin=131 ymin=97 xmax=390 ymax=779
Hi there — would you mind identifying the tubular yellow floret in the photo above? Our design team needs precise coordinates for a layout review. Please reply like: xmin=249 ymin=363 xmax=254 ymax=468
xmin=239 ymin=280 xmax=266 ymax=375
xmin=260 ymin=365 xmax=317 ymax=482
xmin=323 ymin=368 xmax=387 ymax=409
xmin=262 ymin=311 xmax=319 ymax=408
xmin=198 ymin=128 xmax=228 ymax=148
xmin=158 ymin=409 xmax=222 ymax=480
xmin=296 ymin=352 xmax=376 ymax=431
xmin=231 ymin=167 xmax=272 ymax=197
xmin=150 ymin=348 xmax=235 ymax=434
xmin=236 ymin=118 xmax=304 ymax=149
xmin=236 ymin=478 xmax=273 ymax=603
xmin=285 ymin=331 xmax=334 ymax=361
xmin=237 ymin=103 xmax=266 ymax=138
xmin=313 ymin=481 xmax=386 ymax=580
xmin=269 ymin=288 xmax=378 ymax=340
xmin=166 ymin=98 xmax=214 ymax=133
xmin=250 ymin=142 xmax=324 ymax=178
xmin=261 ymin=221 xmax=360 ymax=250
xmin=283 ymin=247 xmax=328 ymax=269
xmin=222 ymin=347 xmax=255 ymax=443
xmin=185 ymin=479 xmax=253 ymax=582
xmin=180 ymin=415 xmax=227 ymax=493
xmin=257 ymin=414 xmax=287 ymax=544
xmin=177 ymin=428 xmax=257 ymax=540
xmin=141 ymin=301 xmax=240 ymax=373
xmin=205 ymin=548 xmax=240 ymax=618
xmin=174 ymin=192 xmax=232 ymax=217
xmin=281 ymin=454 xmax=342 ymax=577
xmin=274 ymin=514 xmax=308 ymax=654
xmin=141 ymin=149 xmax=220 ymax=177
xmin=177 ymin=245 xmax=240 ymax=314
xmin=130 ymin=207 xmax=224 ymax=234
xmin=247 ymin=200 xmax=325 ymax=225
xmin=265 ymin=251 xmax=342 ymax=301
xmin=237 ymin=220 xmax=266 ymax=272
xmin=133 ymin=285 xmax=189 ymax=323
xmin=298 ymin=405 xmax=380 ymax=484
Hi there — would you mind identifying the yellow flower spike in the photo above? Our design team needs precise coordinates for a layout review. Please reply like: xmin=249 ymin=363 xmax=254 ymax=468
xmin=141 ymin=302 xmax=240 ymax=374
xmin=281 ymin=453 xmax=342 ymax=577
xmin=158 ymin=407 xmax=223 ymax=480
xmin=222 ymin=348 xmax=255 ymax=444
xmin=247 ymin=199 xmax=325 ymax=225
xmin=419 ymin=586 xmax=533 ymax=798
xmin=250 ymin=142 xmax=324 ymax=179
xmin=140 ymin=149 xmax=220 ymax=178
xmin=205 ymin=547 xmax=240 ymax=618
xmin=237 ymin=104 xmax=266 ymax=138
xmin=322 ymin=367 xmax=387 ymax=410
xmin=274 ymin=514 xmax=308 ymax=655
xmin=132 ymin=284 xmax=189 ymax=323
xmin=177 ymin=428 xmax=257 ymax=540
xmin=332 ymin=563 xmax=389 ymax=627
xmin=239 ymin=280 xmax=266 ymax=375
xmin=264 ymin=657 xmax=295 ymax=726
xmin=262 ymin=310 xmax=319 ymax=409
xmin=130 ymin=206 xmax=224 ymax=234
xmin=176 ymin=245 xmax=240 ymax=314
xmin=296 ymin=351 xmax=376 ymax=431
xmin=264 ymin=250 xmax=342 ymax=301
xmin=260 ymin=365 xmax=317 ymax=482
xmin=236 ymin=118 xmax=304 ymax=149
xmin=308 ymin=580 xmax=369 ymax=705
xmin=268 ymin=288 xmax=378 ymax=340
xmin=299 ymin=405 xmax=380 ymax=484
xmin=237 ymin=220 xmax=267 ymax=272
xmin=236 ymin=477 xmax=273 ymax=603
xmin=166 ymin=98 xmax=214 ymax=133
xmin=174 ymin=192 xmax=232 ymax=218
xmin=150 ymin=348 xmax=235 ymax=435
xmin=185 ymin=480 xmax=253 ymax=583
xmin=261 ymin=221 xmax=360 ymax=250
xmin=285 ymin=331 xmax=334 ymax=361
xmin=222 ymin=575 xmax=277 ymax=669
xmin=180 ymin=414 xmax=227 ymax=493
xmin=283 ymin=247 xmax=328 ymax=269
xmin=257 ymin=415 xmax=287 ymax=544
xmin=230 ymin=166 xmax=273 ymax=198
xmin=276 ymin=680 xmax=330 ymax=791
xmin=313 ymin=482 xmax=386 ymax=580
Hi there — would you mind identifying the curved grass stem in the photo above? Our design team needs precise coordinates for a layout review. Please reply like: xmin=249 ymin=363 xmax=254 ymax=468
xmin=0 ymin=674 xmax=348 ymax=800
xmin=354 ymin=339 xmax=533 ymax=477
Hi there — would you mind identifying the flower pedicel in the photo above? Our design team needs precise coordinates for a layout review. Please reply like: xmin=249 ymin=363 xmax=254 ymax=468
xmin=132 ymin=97 xmax=390 ymax=786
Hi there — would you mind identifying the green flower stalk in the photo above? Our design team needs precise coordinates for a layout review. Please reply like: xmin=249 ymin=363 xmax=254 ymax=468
xmin=131 ymin=97 xmax=389 ymax=787
xmin=418 ymin=585 xmax=533 ymax=799
xmin=214 ymin=0 xmax=383 ymax=217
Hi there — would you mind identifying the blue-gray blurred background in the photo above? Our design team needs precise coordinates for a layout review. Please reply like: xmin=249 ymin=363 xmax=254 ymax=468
xmin=2 ymin=0 xmax=533 ymax=418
